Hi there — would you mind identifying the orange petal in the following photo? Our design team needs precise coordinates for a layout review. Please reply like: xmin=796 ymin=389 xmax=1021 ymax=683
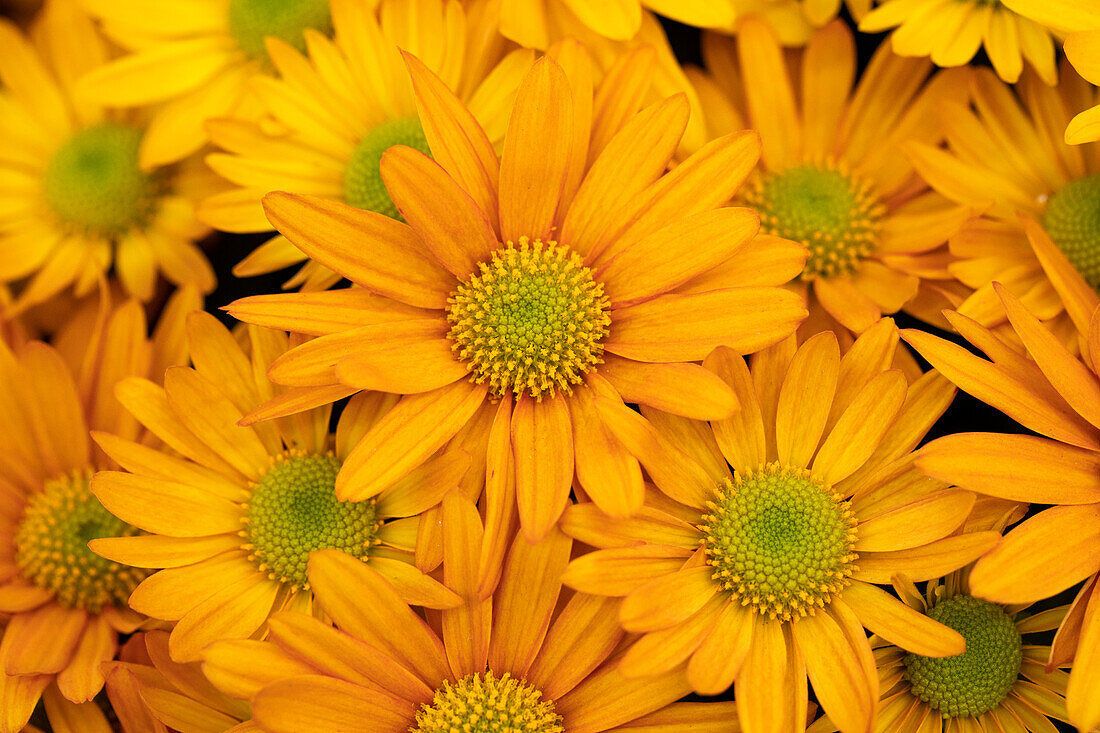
xmin=224 ymin=289 xmax=436 ymax=337
xmin=252 ymin=675 xmax=410 ymax=733
xmin=599 ymin=355 xmax=737 ymax=421
xmin=853 ymin=531 xmax=1002 ymax=584
xmin=855 ymin=489 xmax=975 ymax=552
xmin=168 ymin=573 xmax=278 ymax=662
xmin=562 ymin=546 xmax=693 ymax=597
xmin=775 ymin=332 xmax=840 ymax=469
xmin=498 ymin=57 xmax=572 ymax=243
xmin=56 ymin=614 xmax=115 ymax=702
xmin=335 ymin=335 xmax=468 ymax=394
xmin=559 ymin=503 xmax=698 ymax=551
xmin=440 ymin=493 xmax=490 ymax=678
xmin=812 ymin=370 xmax=907 ymax=484
xmin=0 ymin=672 xmax=50 ymax=732
xmin=686 ymin=598 xmax=755 ymax=695
xmin=512 ymin=392 xmax=574 ymax=542
xmin=476 ymin=399 xmax=517 ymax=598
xmin=526 ymin=594 xmax=623 ymax=700
xmin=736 ymin=617 xmax=788 ymax=733
xmin=1024 ymin=217 xmax=1100 ymax=339
xmin=1066 ymin=582 xmax=1100 ymax=731
xmin=620 ymin=595 xmax=725 ymax=679
xmin=0 ymin=604 xmax=86 ymax=674
xmin=369 ymin=558 xmax=462 ymax=610
xmin=841 ymin=581 xmax=965 ymax=657
xmin=555 ymin=664 xmax=691 ymax=733
xmin=91 ymin=471 xmax=242 ymax=537
xmin=704 ymin=346 xmax=767 ymax=475
xmin=814 ymin=275 xmax=882 ymax=334
xmin=620 ymin=565 xmax=717 ymax=633
xmin=791 ymin=610 xmax=874 ymax=733
xmin=736 ymin=17 xmax=800 ymax=170
xmin=568 ymin=377 xmax=644 ymax=518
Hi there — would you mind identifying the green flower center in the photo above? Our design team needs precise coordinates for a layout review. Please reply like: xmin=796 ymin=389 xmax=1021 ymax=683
xmin=344 ymin=117 xmax=432 ymax=219
xmin=15 ymin=472 xmax=149 ymax=612
xmin=1042 ymin=173 xmax=1100 ymax=291
xmin=700 ymin=462 xmax=858 ymax=621
xmin=412 ymin=672 xmax=564 ymax=733
xmin=904 ymin=595 xmax=1022 ymax=718
xmin=244 ymin=453 xmax=380 ymax=590
xmin=42 ymin=123 xmax=156 ymax=236
xmin=446 ymin=237 xmax=611 ymax=399
xmin=745 ymin=164 xmax=884 ymax=280
xmin=228 ymin=0 xmax=332 ymax=59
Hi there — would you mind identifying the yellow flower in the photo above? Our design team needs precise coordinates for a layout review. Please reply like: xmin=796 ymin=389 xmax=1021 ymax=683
xmin=227 ymin=50 xmax=807 ymax=552
xmin=725 ymin=0 xmax=874 ymax=46
xmin=904 ymin=279 xmax=1100 ymax=733
xmin=198 ymin=0 xmax=529 ymax=291
xmin=692 ymin=20 xmax=974 ymax=336
xmin=906 ymin=64 xmax=1100 ymax=342
xmin=559 ymin=320 xmax=997 ymax=733
xmin=809 ymin=567 xmax=1074 ymax=733
xmin=0 ymin=286 xmax=199 ymax=733
xmin=0 ymin=1 xmax=215 ymax=311
xmin=860 ymin=0 xmax=1100 ymax=84
xmin=103 ymin=631 xmax=251 ymax=732
xmin=496 ymin=0 xmax=734 ymax=46
xmin=203 ymin=492 xmax=740 ymax=733
xmin=1066 ymin=30 xmax=1100 ymax=144
xmin=90 ymin=312 xmax=462 ymax=663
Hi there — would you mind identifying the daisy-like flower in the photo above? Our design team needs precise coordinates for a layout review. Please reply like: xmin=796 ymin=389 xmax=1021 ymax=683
xmin=1066 ymin=30 xmax=1100 ymax=144
xmin=202 ymin=492 xmax=741 ymax=733
xmin=859 ymin=0 xmax=1100 ymax=84
xmin=903 ymin=278 xmax=1100 ymax=733
xmin=558 ymin=320 xmax=1000 ymax=733
xmin=906 ymin=63 xmax=1100 ymax=341
xmin=199 ymin=0 xmax=529 ymax=291
xmin=103 ymin=631 xmax=252 ymax=732
xmin=226 ymin=52 xmax=807 ymax=548
xmin=0 ymin=0 xmax=216 ymax=310
xmin=90 ymin=312 xmax=464 ymax=663
xmin=0 ymin=286 xmax=199 ymax=733
xmin=809 ymin=566 xmax=1075 ymax=733
xmin=497 ymin=0 xmax=735 ymax=46
xmin=691 ymin=20 xmax=973 ymax=335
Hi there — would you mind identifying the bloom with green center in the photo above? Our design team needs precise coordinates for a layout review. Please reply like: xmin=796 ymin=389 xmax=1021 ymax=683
xmin=413 ymin=672 xmax=564 ymax=733
xmin=16 ymin=471 xmax=149 ymax=613
xmin=343 ymin=118 xmax=432 ymax=219
xmin=227 ymin=0 xmax=332 ymax=59
xmin=1042 ymin=173 xmax=1100 ymax=291
xmin=42 ymin=123 xmax=157 ymax=237
xmin=744 ymin=163 xmax=884 ymax=281
xmin=446 ymin=236 xmax=612 ymax=399
xmin=700 ymin=462 xmax=858 ymax=621
xmin=904 ymin=596 xmax=1022 ymax=718
xmin=244 ymin=452 xmax=380 ymax=590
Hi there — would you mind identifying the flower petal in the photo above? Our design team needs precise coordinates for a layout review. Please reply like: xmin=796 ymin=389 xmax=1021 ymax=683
xmin=512 ymin=392 xmax=575 ymax=542
xmin=776 ymin=332 xmax=841 ymax=469
xmin=842 ymin=580 xmax=965 ymax=657
xmin=791 ymin=610 xmax=874 ymax=733
xmin=854 ymin=531 xmax=1002 ymax=584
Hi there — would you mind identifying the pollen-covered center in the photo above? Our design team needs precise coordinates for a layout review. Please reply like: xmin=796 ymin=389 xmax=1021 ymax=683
xmin=904 ymin=595 xmax=1022 ymax=718
xmin=446 ymin=237 xmax=611 ymax=399
xmin=43 ymin=123 xmax=156 ymax=236
xmin=412 ymin=671 xmax=564 ymax=733
xmin=228 ymin=0 xmax=332 ymax=59
xmin=744 ymin=163 xmax=884 ymax=280
xmin=15 ymin=471 xmax=149 ymax=612
xmin=243 ymin=452 xmax=380 ymax=589
xmin=700 ymin=462 xmax=858 ymax=621
xmin=1042 ymin=173 xmax=1100 ymax=290
xmin=344 ymin=117 xmax=432 ymax=219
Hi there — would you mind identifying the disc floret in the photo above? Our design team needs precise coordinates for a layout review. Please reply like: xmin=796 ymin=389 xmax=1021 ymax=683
xmin=699 ymin=462 xmax=858 ymax=621
xmin=15 ymin=471 xmax=149 ymax=612
xmin=242 ymin=451 xmax=380 ymax=590
xmin=1042 ymin=173 xmax=1100 ymax=290
xmin=228 ymin=0 xmax=332 ymax=59
xmin=413 ymin=671 xmax=564 ymax=733
xmin=344 ymin=117 xmax=432 ymax=219
xmin=43 ymin=123 xmax=156 ymax=237
xmin=744 ymin=162 xmax=884 ymax=280
xmin=446 ymin=237 xmax=611 ymax=399
xmin=904 ymin=595 xmax=1022 ymax=718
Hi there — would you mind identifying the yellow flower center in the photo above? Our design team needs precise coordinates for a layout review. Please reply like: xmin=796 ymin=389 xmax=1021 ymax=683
xmin=904 ymin=596 xmax=1022 ymax=718
xmin=412 ymin=672 xmax=564 ymax=733
xmin=43 ymin=123 xmax=157 ymax=237
xmin=1042 ymin=173 xmax=1100 ymax=291
xmin=699 ymin=462 xmax=858 ymax=621
xmin=745 ymin=163 xmax=884 ymax=280
xmin=344 ymin=117 xmax=432 ymax=220
xmin=228 ymin=0 xmax=332 ymax=59
xmin=15 ymin=471 xmax=149 ymax=612
xmin=446 ymin=237 xmax=611 ymax=399
xmin=242 ymin=452 xmax=380 ymax=590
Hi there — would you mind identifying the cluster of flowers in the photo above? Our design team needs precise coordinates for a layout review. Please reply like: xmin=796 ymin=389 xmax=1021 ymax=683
xmin=0 ymin=0 xmax=1099 ymax=731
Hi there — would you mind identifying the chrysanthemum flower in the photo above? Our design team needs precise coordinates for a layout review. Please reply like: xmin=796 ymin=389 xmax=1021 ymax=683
xmin=90 ymin=312 xmax=463 ymax=663
xmin=809 ymin=566 xmax=1075 ymax=733
xmin=497 ymin=0 xmax=734 ymax=46
xmin=227 ymin=53 xmax=807 ymax=548
xmin=859 ymin=0 xmax=1100 ymax=84
xmin=904 ymin=280 xmax=1100 ymax=733
xmin=1066 ymin=31 xmax=1100 ymax=144
xmin=906 ymin=64 xmax=1100 ymax=341
xmin=0 ymin=286 xmax=199 ymax=733
xmin=202 ymin=492 xmax=740 ymax=733
xmin=0 ymin=1 xmax=215 ymax=310
xmin=199 ymin=0 xmax=527 ymax=291
xmin=103 ymin=631 xmax=251 ymax=732
xmin=558 ymin=320 xmax=999 ymax=733
xmin=691 ymin=20 xmax=973 ymax=335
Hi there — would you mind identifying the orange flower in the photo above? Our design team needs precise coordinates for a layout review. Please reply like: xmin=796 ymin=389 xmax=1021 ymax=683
xmin=227 ymin=49 xmax=807 ymax=554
